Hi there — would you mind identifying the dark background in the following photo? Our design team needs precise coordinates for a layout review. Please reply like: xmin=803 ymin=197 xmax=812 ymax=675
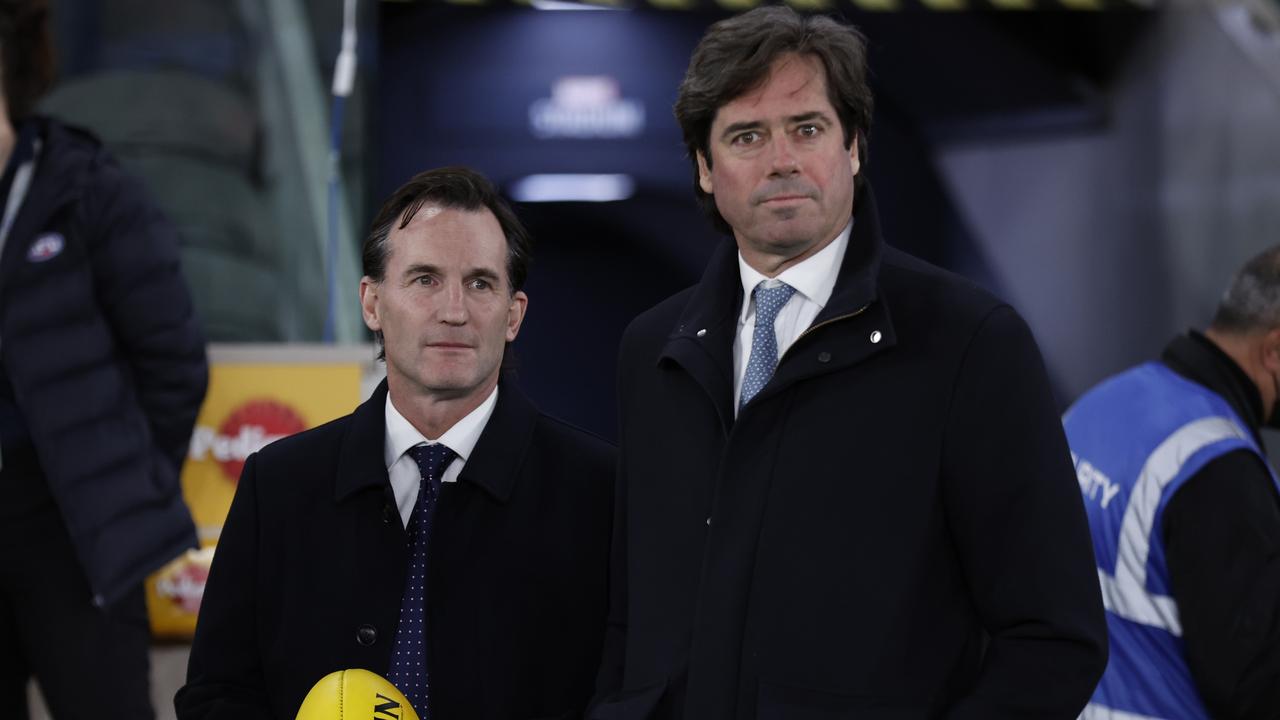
xmin=377 ymin=3 xmax=1151 ymax=439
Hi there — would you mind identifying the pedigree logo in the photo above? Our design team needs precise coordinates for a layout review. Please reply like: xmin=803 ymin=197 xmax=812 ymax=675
xmin=188 ymin=399 xmax=307 ymax=483
xmin=153 ymin=547 xmax=214 ymax=614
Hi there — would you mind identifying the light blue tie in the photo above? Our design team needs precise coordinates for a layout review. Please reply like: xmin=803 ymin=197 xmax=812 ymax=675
xmin=740 ymin=281 xmax=796 ymax=409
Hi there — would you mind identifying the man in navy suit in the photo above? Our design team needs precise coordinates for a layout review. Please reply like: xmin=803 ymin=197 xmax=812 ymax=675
xmin=177 ymin=167 xmax=614 ymax=720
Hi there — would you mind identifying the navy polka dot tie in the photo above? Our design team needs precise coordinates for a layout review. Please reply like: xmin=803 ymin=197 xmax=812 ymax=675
xmin=740 ymin=281 xmax=796 ymax=409
xmin=387 ymin=443 xmax=455 ymax=718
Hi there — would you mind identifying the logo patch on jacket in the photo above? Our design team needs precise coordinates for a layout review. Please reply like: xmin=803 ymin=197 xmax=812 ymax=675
xmin=27 ymin=232 xmax=65 ymax=263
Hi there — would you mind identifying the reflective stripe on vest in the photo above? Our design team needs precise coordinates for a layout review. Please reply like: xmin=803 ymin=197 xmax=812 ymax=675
xmin=1080 ymin=702 xmax=1165 ymax=720
xmin=1099 ymin=415 xmax=1247 ymax=635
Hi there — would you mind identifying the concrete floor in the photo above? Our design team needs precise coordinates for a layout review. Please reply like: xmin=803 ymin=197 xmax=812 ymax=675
xmin=27 ymin=644 xmax=189 ymax=720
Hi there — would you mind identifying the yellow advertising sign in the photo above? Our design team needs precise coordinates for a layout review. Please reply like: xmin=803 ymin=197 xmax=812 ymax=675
xmin=146 ymin=348 xmax=372 ymax=638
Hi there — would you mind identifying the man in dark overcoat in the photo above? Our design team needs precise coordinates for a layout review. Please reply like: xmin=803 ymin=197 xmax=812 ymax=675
xmin=177 ymin=168 xmax=614 ymax=720
xmin=591 ymin=8 xmax=1107 ymax=719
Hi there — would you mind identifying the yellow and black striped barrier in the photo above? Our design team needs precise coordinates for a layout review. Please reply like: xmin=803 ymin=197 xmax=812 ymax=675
xmin=389 ymin=0 xmax=1154 ymax=11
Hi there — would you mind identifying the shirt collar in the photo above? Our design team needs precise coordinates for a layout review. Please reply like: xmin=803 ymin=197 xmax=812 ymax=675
xmin=383 ymin=385 xmax=499 ymax=470
xmin=737 ymin=219 xmax=853 ymax=324
xmin=1162 ymin=330 xmax=1265 ymax=443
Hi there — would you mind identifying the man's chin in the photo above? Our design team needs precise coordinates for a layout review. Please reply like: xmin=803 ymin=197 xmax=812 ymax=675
xmin=417 ymin=368 xmax=502 ymax=403
xmin=420 ymin=376 xmax=477 ymax=397
xmin=759 ymin=230 xmax=820 ymax=256
xmin=389 ymin=368 xmax=478 ymax=398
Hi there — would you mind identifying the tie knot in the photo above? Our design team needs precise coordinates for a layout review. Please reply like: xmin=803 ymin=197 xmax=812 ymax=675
xmin=753 ymin=281 xmax=796 ymax=323
xmin=407 ymin=443 xmax=456 ymax=484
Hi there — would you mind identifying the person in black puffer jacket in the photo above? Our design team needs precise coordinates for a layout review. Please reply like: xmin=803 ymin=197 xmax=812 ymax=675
xmin=0 ymin=2 xmax=208 ymax=718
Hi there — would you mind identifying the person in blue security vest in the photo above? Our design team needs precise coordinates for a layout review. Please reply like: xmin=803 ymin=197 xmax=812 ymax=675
xmin=1065 ymin=246 xmax=1280 ymax=720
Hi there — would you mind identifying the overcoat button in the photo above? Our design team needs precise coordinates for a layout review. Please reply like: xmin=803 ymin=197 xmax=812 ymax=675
xmin=870 ymin=331 xmax=882 ymax=344
xmin=697 ymin=329 xmax=707 ymax=337
xmin=356 ymin=624 xmax=378 ymax=646
xmin=705 ymin=517 xmax=712 ymax=526
xmin=817 ymin=352 xmax=831 ymax=363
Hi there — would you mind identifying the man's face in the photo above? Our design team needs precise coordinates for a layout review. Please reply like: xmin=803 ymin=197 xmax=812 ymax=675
xmin=697 ymin=53 xmax=860 ymax=273
xmin=360 ymin=206 xmax=527 ymax=404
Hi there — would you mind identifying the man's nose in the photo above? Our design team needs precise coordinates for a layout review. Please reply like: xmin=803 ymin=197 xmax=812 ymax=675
xmin=438 ymin=283 xmax=468 ymax=324
xmin=769 ymin=136 xmax=800 ymax=175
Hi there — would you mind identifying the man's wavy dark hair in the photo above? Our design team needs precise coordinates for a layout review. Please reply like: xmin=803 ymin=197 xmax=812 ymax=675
xmin=674 ymin=6 xmax=874 ymax=235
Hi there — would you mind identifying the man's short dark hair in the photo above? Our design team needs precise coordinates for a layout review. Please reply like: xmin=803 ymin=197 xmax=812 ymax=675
xmin=0 ymin=0 xmax=56 ymax=121
xmin=674 ymin=6 xmax=874 ymax=235
xmin=362 ymin=166 xmax=531 ymax=361
xmin=362 ymin=166 xmax=531 ymax=292
xmin=1211 ymin=246 xmax=1280 ymax=334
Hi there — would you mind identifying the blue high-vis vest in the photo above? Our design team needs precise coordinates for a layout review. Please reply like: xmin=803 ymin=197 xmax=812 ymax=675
xmin=1063 ymin=362 xmax=1279 ymax=720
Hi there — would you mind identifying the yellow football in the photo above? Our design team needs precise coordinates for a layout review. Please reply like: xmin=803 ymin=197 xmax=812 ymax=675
xmin=295 ymin=668 xmax=420 ymax=720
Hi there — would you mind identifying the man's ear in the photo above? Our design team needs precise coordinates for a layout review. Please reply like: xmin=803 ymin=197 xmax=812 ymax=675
xmin=1263 ymin=327 xmax=1280 ymax=371
xmin=359 ymin=277 xmax=381 ymax=332
xmin=849 ymin=132 xmax=861 ymax=179
xmin=506 ymin=290 xmax=529 ymax=342
xmin=697 ymin=150 xmax=714 ymax=195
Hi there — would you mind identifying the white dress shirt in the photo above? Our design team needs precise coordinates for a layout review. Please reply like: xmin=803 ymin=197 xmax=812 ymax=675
xmin=733 ymin=221 xmax=853 ymax=412
xmin=383 ymin=386 xmax=499 ymax=528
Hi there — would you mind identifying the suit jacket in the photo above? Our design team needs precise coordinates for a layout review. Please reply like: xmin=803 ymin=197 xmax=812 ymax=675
xmin=591 ymin=188 xmax=1107 ymax=720
xmin=176 ymin=377 xmax=614 ymax=720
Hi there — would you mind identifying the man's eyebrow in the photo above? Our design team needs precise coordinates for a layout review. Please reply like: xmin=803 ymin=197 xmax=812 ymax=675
xmin=719 ymin=120 xmax=763 ymax=141
xmin=718 ymin=111 xmax=834 ymax=141
xmin=789 ymin=111 xmax=831 ymax=125
xmin=467 ymin=267 xmax=502 ymax=282
xmin=401 ymin=262 xmax=440 ymax=278
xmin=398 ymin=263 xmax=504 ymax=284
